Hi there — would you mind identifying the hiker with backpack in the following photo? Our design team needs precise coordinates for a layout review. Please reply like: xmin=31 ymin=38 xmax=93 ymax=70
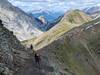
xmin=30 ymin=44 xmax=33 ymax=50
xmin=34 ymin=52 xmax=41 ymax=65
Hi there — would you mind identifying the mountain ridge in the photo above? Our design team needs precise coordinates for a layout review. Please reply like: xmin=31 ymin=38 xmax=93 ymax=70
xmin=31 ymin=9 xmax=92 ymax=50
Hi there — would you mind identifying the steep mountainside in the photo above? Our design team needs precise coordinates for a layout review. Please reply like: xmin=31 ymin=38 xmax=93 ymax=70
xmin=0 ymin=0 xmax=43 ymax=41
xmin=25 ymin=9 xmax=92 ymax=50
xmin=0 ymin=20 xmax=69 ymax=75
xmin=39 ymin=16 xmax=100 ymax=75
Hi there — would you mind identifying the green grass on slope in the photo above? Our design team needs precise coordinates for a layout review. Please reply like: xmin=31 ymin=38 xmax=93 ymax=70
xmin=30 ymin=22 xmax=78 ymax=50
xmin=51 ymin=38 xmax=99 ymax=75
xmin=65 ymin=9 xmax=92 ymax=24
xmin=46 ymin=23 xmax=100 ymax=75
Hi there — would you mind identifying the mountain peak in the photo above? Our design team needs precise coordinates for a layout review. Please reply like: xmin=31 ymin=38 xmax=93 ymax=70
xmin=64 ymin=9 xmax=92 ymax=24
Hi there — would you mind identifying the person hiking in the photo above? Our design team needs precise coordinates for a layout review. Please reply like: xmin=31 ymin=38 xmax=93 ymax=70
xmin=0 ymin=20 xmax=4 ymax=26
xmin=30 ymin=44 xmax=33 ymax=50
xmin=34 ymin=52 xmax=41 ymax=65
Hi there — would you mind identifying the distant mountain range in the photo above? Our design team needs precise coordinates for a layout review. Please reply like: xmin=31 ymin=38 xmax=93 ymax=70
xmin=35 ymin=15 xmax=63 ymax=31
xmin=28 ymin=6 xmax=100 ymax=31
xmin=84 ymin=6 xmax=100 ymax=18
xmin=29 ymin=12 xmax=64 ymax=31
xmin=29 ymin=10 xmax=63 ymax=22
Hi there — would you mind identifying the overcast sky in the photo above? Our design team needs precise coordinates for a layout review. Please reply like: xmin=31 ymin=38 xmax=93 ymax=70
xmin=8 ymin=0 xmax=100 ymax=13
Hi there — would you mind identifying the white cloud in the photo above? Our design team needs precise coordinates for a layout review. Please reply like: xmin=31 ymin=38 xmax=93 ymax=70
xmin=8 ymin=0 xmax=100 ymax=13
xmin=97 ymin=3 xmax=100 ymax=6
xmin=69 ymin=1 xmax=76 ymax=5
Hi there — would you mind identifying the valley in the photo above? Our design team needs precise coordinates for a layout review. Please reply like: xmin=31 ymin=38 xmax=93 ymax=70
xmin=0 ymin=0 xmax=100 ymax=75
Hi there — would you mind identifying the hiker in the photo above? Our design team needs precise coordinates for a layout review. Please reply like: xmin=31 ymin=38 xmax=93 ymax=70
xmin=30 ymin=44 xmax=33 ymax=50
xmin=0 ymin=20 xmax=4 ymax=26
xmin=34 ymin=52 xmax=41 ymax=65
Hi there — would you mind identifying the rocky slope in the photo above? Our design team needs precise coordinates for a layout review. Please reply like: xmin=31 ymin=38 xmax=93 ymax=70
xmin=24 ymin=9 xmax=92 ymax=50
xmin=0 ymin=20 xmax=69 ymax=75
xmin=39 ymin=16 xmax=100 ymax=75
xmin=0 ymin=0 xmax=43 ymax=41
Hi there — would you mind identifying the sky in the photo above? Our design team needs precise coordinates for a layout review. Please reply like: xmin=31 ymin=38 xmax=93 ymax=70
xmin=8 ymin=0 xmax=100 ymax=13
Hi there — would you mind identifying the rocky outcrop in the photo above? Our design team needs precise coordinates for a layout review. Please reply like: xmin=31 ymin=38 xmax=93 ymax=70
xmin=0 ymin=21 xmax=30 ymax=75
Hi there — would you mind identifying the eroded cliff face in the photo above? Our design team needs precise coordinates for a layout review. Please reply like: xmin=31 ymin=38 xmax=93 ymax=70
xmin=39 ymin=17 xmax=100 ymax=75
xmin=0 ymin=22 xmax=31 ymax=75
xmin=0 ymin=0 xmax=43 ymax=41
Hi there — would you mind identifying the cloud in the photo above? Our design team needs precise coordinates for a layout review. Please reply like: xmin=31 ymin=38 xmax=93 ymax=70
xmin=8 ymin=0 xmax=100 ymax=13
xmin=97 ymin=3 xmax=100 ymax=6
